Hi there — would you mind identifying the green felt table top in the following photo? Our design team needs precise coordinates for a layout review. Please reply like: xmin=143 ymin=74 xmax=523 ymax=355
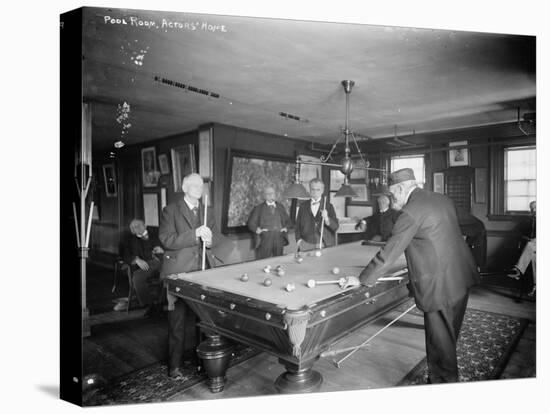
xmin=169 ymin=241 xmax=407 ymax=310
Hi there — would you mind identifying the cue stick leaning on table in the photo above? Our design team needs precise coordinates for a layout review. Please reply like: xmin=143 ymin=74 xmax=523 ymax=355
xmin=322 ymin=303 xmax=417 ymax=368
xmin=201 ymin=194 xmax=208 ymax=271
xmin=318 ymin=195 xmax=327 ymax=250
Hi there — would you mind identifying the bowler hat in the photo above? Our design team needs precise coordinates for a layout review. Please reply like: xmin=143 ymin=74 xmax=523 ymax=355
xmin=388 ymin=168 xmax=416 ymax=186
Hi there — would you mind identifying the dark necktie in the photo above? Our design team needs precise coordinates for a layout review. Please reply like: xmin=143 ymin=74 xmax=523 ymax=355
xmin=192 ymin=207 xmax=198 ymax=216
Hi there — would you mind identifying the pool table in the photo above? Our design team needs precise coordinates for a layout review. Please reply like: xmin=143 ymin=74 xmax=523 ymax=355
xmin=165 ymin=241 xmax=409 ymax=393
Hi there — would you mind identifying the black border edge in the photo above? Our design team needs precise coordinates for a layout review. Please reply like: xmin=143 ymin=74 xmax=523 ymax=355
xmin=60 ymin=6 xmax=84 ymax=407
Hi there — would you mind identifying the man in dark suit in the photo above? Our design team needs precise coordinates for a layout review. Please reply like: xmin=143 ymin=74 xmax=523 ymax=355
xmin=123 ymin=219 xmax=164 ymax=315
xmin=356 ymin=194 xmax=401 ymax=242
xmin=247 ymin=186 xmax=291 ymax=259
xmin=349 ymin=168 xmax=480 ymax=383
xmin=295 ymin=178 xmax=339 ymax=251
xmin=159 ymin=173 xmax=223 ymax=379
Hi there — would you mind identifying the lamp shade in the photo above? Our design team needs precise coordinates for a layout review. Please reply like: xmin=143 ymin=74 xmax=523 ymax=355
xmin=282 ymin=183 xmax=310 ymax=199
xmin=334 ymin=184 xmax=358 ymax=198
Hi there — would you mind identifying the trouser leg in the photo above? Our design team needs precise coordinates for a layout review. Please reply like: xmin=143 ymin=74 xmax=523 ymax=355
xmin=516 ymin=240 xmax=535 ymax=275
xmin=423 ymin=294 xmax=469 ymax=383
xmin=168 ymin=299 xmax=187 ymax=371
xmin=132 ymin=269 xmax=154 ymax=306
xmin=272 ymin=234 xmax=284 ymax=257
xmin=257 ymin=241 xmax=272 ymax=259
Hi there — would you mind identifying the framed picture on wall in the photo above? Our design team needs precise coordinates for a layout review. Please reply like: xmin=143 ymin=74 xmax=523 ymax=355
xmin=199 ymin=127 xmax=213 ymax=180
xmin=222 ymin=149 xmax=294 ymax=233
xmin=158 ymin=153 xmax=170 ymax=175
xmin=330 ymin=192 xmax=346 ymax=218
xmin=141 ymin=147 xmax=160 ymax=187
xmin=433 ymin=172 xmax=444 ymax=194
xmin=171 ymin=144 xmax=196 ymax=192
xmin=448 ymin=141 xmax=469 ymax=167
xmin=102 ymin=163 xmax=117 ymax=197
xmin=350 ymin=183 xmax=368 ymax=202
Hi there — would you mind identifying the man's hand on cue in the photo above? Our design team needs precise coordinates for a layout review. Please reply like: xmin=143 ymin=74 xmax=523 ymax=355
xmin=341 ymin=276 xmax=360 ymax=289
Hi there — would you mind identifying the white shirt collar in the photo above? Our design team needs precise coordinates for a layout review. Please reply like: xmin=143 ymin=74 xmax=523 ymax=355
xmin=266 ymin=201 xmax=276 ymax=207
xmin=184 ymin=197 xmax=199 ymax=210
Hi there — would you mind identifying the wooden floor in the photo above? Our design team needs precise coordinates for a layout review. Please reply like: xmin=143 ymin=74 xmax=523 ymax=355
xmin=83 ymin=274 xmax=536 ymax=400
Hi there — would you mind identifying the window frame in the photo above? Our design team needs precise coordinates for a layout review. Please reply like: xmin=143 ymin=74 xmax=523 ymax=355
xmin=489 ymin=141 xmax=536 ymax=220
xmin=503 ymin=145 xmax=536 ymax=214
xmin=390 ymin=154 xmax=426 ymax=188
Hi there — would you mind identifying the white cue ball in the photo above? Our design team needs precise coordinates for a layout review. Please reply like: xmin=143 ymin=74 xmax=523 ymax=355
xmin=307 ymin=279 xmax=316 ymax=288
xmin=315 ymin=250 xmax=322 ymax=257
xmin=331 ymin=267 xmax=340 ymax=275
xmin=285 ymin=283 xmax=295 ymax=292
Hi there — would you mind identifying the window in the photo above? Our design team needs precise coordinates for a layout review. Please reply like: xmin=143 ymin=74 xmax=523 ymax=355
xmin=504 ymin=146 xmax=536 ymax=212
xmin=390 ymin=155 xmax=425 ymax=188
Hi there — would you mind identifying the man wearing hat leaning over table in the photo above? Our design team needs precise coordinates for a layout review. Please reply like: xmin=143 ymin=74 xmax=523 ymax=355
xmin=345 ymin=168 xmax=480 ymax=383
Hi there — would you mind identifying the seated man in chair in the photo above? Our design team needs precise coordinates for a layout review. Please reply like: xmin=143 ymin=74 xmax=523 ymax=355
xmin=508 ymin=200 xmax=536 ymax=297
xmin=356 ymin=194 xmax=401 ymax=242
xmin=123 ymin=219 xmax=164 ymax=315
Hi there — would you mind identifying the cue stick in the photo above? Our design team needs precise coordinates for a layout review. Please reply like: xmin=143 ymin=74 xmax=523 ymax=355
xmin=327 ymin=303 xmax=417 ymax=368
xmin=377 ymin=268 xmax=408 ymax=282
xmin=85 ymin=201 xmax=94 ymax=248
xmin=376 ymin=276 xmax=405 ymax=282
xmin=72 ymin=202 xmax=80 ymax=248
xmin=318 ymin=196 xmax=327 ymax=250
xmin=201 ymin=194 xmax=208 ymax=271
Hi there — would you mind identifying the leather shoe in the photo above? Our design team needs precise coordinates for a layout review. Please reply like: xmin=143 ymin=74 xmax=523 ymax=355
xmin=168 ymin=367 xmax=184 ymax=379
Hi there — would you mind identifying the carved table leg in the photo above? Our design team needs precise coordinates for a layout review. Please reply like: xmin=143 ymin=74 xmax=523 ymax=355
xmin=274 ymin=358 xmax=323 ymax=393
xmin=196 ymin=332 xmax=233 ymax=393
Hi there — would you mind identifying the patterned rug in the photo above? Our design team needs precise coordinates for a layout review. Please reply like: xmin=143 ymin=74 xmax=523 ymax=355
xmin=85 ymin=344 xmax=260 ymax=406
xmin=395 ymin=299 xmax=529 ymax=385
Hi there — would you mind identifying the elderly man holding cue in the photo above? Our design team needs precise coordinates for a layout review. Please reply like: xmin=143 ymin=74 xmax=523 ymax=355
xmin=295 ymin=178 xmax=339 ymax=252
xmin=159 ymin=173 xmax=223 ymax=379
xmin=345 ymin=168 xmax=480 ymax=383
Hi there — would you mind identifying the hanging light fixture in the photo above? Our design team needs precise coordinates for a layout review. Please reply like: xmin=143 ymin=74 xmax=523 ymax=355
xmin=293 ymin=80 xmax=387 ymax=198
xmin=282 ymin=158 xmax=310 ymax=199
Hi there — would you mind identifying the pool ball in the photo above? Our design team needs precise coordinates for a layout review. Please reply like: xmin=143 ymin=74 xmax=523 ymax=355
xmin=277 ymin=269 xmax=285 ymax=276
xmin=285 ymin=283 xmax=296 ymax=292
xmin=315 ymin=250 xmax=322 ymax=257
xmin=295 ymin=256 xmax=303 ymax=263
xmin=263 ymin=278 xmax=272 ymax=287
xmin=263 ymin=265 xmax=271 ymax=273
xmin=307 ymin=279 xmax=316 ymax=288
xmin=240 ymin=273 xmax=249 ymax=282
xmin=331 ymin=267 xmax=340 ymax=275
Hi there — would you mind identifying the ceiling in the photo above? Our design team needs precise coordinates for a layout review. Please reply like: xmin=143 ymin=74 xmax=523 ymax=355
xmin=82 ymin=7 xmax=536 ymax=152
